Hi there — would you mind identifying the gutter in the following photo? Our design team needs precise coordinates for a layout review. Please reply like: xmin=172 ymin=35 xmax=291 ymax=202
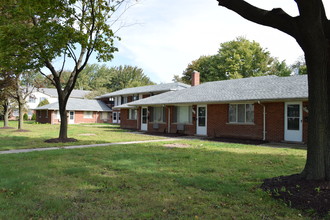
xmin=258 ymin=101 xmax=266 ymax=141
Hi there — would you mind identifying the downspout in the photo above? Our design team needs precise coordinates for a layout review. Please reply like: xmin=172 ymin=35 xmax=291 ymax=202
xmin=258 ymin=101 xmax=266 ymax=141
xmin=168 ymin=107 xmax=171 ymax=133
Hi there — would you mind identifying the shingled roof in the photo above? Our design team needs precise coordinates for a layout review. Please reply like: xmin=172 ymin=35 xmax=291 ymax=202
xmin=127 ymin=75 xmax=308 ymax=106
xmin=37 ymin=88 xmax=91 ymax=99
xmin=97 ymin=82 xmax=190 ymax=98
xmin=35 ymin=98 xmax=112 ymax=112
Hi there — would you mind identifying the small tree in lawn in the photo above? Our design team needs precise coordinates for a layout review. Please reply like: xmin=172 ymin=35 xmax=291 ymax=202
xmin=0 ymin=0 xmax=135 ymax=141
xmin=216 ymin=0 xmax=330 ymax=180
xmin=0 ymin=70 xmax=15 ymax=128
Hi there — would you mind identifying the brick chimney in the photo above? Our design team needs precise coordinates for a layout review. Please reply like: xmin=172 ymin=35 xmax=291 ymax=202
xmin=191 ymin=71 xmax=200 ymax=86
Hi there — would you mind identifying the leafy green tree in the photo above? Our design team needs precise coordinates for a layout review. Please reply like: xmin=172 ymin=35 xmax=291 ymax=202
xmin=106 ymin=65 xmax=154 ymax=91
xmin=217 ymin=0 xmax=330 ymax=181
xmin=181 ymin=37 xmax=290 ymax=83
xmin=291 ymin=56 xmax=307 ymax=75
xmin=269 ymin=59 xmax=292 ymax=76
xmin=182 ymin=55 xmax=226 ymax=84
xmin=0 ymin=0 xmax=133 ymax=141
xmin=37 ymin=99 xmax=49 ymax=107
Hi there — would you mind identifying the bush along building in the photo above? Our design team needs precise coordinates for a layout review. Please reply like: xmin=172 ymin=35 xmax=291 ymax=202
xmin=120 ymin=72 xmax=308 ymax=143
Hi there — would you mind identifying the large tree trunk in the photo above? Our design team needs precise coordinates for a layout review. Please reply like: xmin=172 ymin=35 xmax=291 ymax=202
xmin=18 ymin=99 xmax=24 ymax=130
xmin=295 ymin=15 xmax=330 ymax=180
xmin=58 ymin=94 xmax=69 ymax=140
xmin=3 ymin=100 xmax=9 ymax=127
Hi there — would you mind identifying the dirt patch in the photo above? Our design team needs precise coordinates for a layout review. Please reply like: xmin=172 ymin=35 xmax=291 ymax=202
xmin=78 ymin=133 xmax=96 ymax=136
xmin=45 ymin=138 xmax=78 ymax=143
xmin=261 ymin=174 xmax=330 ymax=218
xmin=12 ymin=129 xmax=30 ymax=132
xmin=163 ymin=143 xmax=191 ymax=148
xmin=0 ymin=127 xmax=15 ymax=129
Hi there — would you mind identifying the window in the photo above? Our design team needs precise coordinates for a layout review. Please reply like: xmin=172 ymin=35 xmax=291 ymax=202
xmin=128 ymin=109 xmax=137 ymax=120
xmin=101 ymin=112 xmax=108 ymax=120
xmin=150 ymin=107 xmax=165 ymax=123
xmin=45 ymin=110 xmax=48 ymax=118
xmin=174 ymin=106 xmax=192 ymax=124
xmin=133 ymin=95 xmax=139 ymax=101
xmin=84 ymin=111 xmax=93 ymax=119
xmin=228 ymin=104 xmax=254 ymax=123
xmin=121 ymin=96 xmax=128 ymax=104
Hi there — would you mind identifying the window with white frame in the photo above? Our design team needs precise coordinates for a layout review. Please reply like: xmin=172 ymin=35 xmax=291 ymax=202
xmin=174 ymin=106 xmax=192 ymax=124
xmin=84 ymin=111 xmax=93 ymax=119
xmin=128 ymin=109 xmax=137 ymax=120
xmin=101 ymin=112 xmax=108 ymax=120
xmin=151 ymin=107 xmax=165 ymax=123
xmin=228 ymin=104 xmax=254 ymax=123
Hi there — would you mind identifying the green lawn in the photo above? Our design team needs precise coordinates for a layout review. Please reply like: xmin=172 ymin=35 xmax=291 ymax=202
xmin=0 ymin=121 xmax=317 ymax=219
xmin=0 ymin=121 xmax=163 ymax=151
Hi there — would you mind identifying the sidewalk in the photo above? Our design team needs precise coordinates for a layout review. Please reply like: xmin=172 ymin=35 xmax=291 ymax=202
xmin=0 ymin=138 xmax=179 ymax=155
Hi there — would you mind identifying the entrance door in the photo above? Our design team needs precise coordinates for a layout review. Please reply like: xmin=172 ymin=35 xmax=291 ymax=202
xmin=69 ymin=111 xmax=75 ymax=124
xmin=141 ymin=107 xmax=148 ymax=131
xmin=285 ymin=102 xmax=303 ymax=142
xmin=113 ymin=112 xmax=118 ymax=123
xmin=196 ymin=105 xmax=207 ymax=136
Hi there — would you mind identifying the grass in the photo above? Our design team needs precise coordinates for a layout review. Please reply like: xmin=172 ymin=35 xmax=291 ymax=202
xmin=0 ymin=135 xmax=313 ymax=219
xmin=0 ymin=121 xmax=163 ymax=151
xmin=0 ymin=121 xmax=318 ymax=219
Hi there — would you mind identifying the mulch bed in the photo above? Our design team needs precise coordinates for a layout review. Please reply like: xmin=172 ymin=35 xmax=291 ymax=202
xmin=261 ymin=174 xmax=330 ymax=218
xmin=45 ymin=138 xmax=78 ymax=143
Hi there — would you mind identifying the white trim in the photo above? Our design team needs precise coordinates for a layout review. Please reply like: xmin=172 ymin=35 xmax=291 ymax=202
xmin=196 ymin=105 xmax=207 ymax=136
xmin=141 ymin=107 xmax=148 ymax=131
xmin=284 ymin=102 xmax=303 ymax=142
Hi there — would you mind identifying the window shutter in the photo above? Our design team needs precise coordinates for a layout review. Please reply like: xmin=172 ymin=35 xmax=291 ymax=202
xmin=163 ymin=107 xmax=166 ymax=122
xmin=173 ymin=107 xmax=177 ymax=123
xmin=149 ymin=107 xmax=154 ymax=122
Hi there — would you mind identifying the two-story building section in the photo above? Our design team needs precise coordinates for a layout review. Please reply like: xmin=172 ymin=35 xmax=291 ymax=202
xmin=96 ymin=83 xmax=190 ymax=125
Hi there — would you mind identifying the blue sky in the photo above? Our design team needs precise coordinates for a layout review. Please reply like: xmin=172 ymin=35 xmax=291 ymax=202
xmin=64 ymin=0 xmax=330 ymax=83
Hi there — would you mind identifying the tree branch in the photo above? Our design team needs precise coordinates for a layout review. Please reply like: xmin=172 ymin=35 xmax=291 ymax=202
xmin=217 ymin=0 xmax=299 ymax=38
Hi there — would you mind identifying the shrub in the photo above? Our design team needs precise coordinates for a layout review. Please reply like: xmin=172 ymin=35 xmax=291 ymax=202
xmin=23 ymin=113 xmax=29 ymax=120
xmin=31 ymin=113 xmax=36 ymax=121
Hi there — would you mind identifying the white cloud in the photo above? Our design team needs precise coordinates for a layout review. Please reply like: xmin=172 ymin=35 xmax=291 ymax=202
xmin=107 ymin=0 xmax=324 ymax=83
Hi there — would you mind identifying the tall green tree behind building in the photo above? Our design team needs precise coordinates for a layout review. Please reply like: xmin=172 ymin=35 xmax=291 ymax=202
xmin=180 ymin=37 xmax=292 ymax=83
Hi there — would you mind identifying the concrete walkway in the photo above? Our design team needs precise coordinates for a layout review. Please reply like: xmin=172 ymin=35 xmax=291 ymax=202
xmin=0 ymin=138 xmax=179 ymax=155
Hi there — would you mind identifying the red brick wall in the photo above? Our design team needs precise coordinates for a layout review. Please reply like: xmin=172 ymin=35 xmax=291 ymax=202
xmin=265 ymin=102 xmax=285 ymax=142
xmin=37 ymin=110 xmax=111 ymax=124
xmin=207 ymin=102 xmax=308 ymax=143
xmin=117 ymin=102 xmax=309 ymax=143
xmin=120 ymin=109 xmax=138 ymax=129
xmin=207 ymin=104 xmax=263 ymax=140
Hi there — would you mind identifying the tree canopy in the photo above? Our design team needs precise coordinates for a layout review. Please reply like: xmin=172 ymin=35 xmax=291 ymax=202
xmin=180 ymin=37 xmax=292 ymax=83
xmin=0 ymin=0 xmax=134 ymax=140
